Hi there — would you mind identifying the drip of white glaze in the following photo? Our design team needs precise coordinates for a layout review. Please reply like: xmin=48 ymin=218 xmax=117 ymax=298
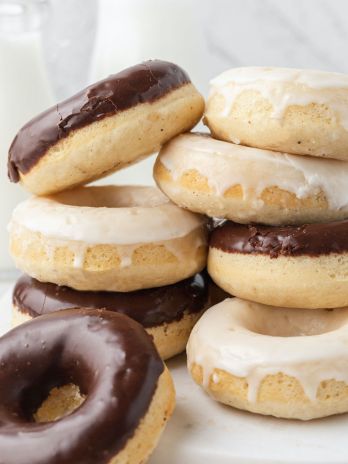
xmin=71 ymin=244 xmax=87 ymax=269
xmin=9 ymin=221 xmax=206 ymax=271
xmin=209 ymin=67 xmax=348 ymax=130
xmin=114 ymin=245 xmax=135 ymax=268
xmin=165 ymin=232 xmax=206 ymax=263
xmin=159 ymin=133 xmax=348 ymax=210
xmin=187 ymin=298 xmax=348 ymax=402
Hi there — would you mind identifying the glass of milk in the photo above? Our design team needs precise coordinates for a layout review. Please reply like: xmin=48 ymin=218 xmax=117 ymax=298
xmin=0 ymin=0 xmax=54 ymax=273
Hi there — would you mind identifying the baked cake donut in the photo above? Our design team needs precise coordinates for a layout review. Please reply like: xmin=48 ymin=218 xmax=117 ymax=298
xmin=154 ymin=133 xmax=348 ymax=225
xmin=187 ymin=298 xmax=348 ymax=420
xmin=12 ymin=272 xmax=222 ymax=360
xmin=209 ymin=220 xmax=348 ymax=309
xmin=9 ymin=185 xmax=208 ymax=291
xmin=0 ymin=308 xmax=175 ymax=463
xmin=8 ymin=60 xmax=204 ymax=195
xmin=205 ymin=67 xmax=348 ymax=160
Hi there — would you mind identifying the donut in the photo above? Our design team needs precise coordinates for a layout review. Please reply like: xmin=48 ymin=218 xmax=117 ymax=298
xmin=187 ymin=298 xmax=348 ymax=420
xmin=208 ymin=220 xmax=348 ymax=309
xmin=8 ymin=60 xmax=204 ymax=195
xmin=0 ymin=308 xmax=175 ymax=463
xmin=154 ymin=133 xmax=348 ymax=225
xmin=9 ymin=185 xmax=208 ymax=291
xmin=11 ymin=271 xmax=221 ymax=360
xmin=205 ymin=66 xmax=348 ymax=160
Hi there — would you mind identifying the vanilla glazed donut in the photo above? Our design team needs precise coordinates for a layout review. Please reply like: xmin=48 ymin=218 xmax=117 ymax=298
xmin=0 ymin=308 xmax=175 ymax=463
xmin=8 ymin=60 xmax=204 ymax=195
xmin=154 ymin=133 xmax=348 ymax=225
xmin=205 ymin=67 xmax=348 ymax=161
xmin=11 ymin=272 xmax=227 ymax=360
xmin=208 ymin=220 xmax=348 ymax=309
xmin=9 ymin=185 xmax=208 ymax=291
xmin=187 ymin=298 xmax=348 ymax=420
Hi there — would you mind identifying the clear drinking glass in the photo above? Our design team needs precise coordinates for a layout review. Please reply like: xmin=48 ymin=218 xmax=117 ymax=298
xmin=0 ymin=0 xmax=97 ymax=275
xmin=0 ymin=0 xmax=54 ymax=273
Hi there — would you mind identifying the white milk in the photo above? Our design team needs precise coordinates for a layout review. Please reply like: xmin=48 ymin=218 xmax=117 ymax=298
xmin=0 ymin=1 xmax=54 ymax=271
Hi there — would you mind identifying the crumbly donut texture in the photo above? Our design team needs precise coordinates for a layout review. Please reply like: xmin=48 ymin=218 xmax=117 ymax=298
xmin=205 ymin=67 xmax=348 ymax=161
xmin=34 ymin=384 xmax=86 ymax=423
xmin=208 ymin=247 xmax=348 ymax=309
xmin=141 ymin=311 xmax=206 ymax=360
xmin=154 ymin=133 xmax=348 ymax=225
xmin=187 ymin=298 xmax=348 ymax=420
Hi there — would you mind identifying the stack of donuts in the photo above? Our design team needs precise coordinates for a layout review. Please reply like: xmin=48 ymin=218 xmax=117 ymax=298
xmin=4 ymin=60 xmax=348 ymax=463
xmin=3 ymin=60 xmax=230 ymax=463
xmin=154 ymin=67 xmax=348 ymax=421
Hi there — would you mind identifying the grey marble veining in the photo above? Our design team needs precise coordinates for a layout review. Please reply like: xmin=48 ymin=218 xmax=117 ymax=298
xmin=204 ymin=0 xmax=348 ymax=85
xmin=44 ymin=0 xmax=348 ymax=98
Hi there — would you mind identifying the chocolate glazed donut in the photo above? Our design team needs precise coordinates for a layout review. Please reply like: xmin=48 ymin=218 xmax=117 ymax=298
xmin=208 ymin=219 xmax=348 ymax=308
xmin=13 ymin=272 xmax=210 ymax=327
xmin=8 ymin=60 xmax=191 ymax=182
xmin=0 ymin=309 xmax=164 ymax=464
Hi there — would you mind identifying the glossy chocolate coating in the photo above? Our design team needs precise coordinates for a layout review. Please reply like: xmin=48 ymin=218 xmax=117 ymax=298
xmin=13 ymin=272 xmax=209 ymax=327
xmin=8 ymin=60 xmax=190 ymax=182
xmin=210 ymin=220 xmax=348 ymax=258
xmin=0 ymin=308 xmax=163 ymax=464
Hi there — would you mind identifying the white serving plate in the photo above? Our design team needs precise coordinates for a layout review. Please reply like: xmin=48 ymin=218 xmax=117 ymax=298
xmin=1 ymin=286 xmax=347 ymax=464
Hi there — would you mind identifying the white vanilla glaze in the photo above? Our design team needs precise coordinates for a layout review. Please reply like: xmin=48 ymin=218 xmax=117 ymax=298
xmin=9 ymin=185 xmax=206 ymax=245
xmin=187 ymin=298 xmax=348 ymax=402
xmin=209 ymin=67 xmax=348 ymax=129
xmin=159 ymin=133 xmax=348 ymax=209
xmin=9 ymin=220 xmax=205 ymax=272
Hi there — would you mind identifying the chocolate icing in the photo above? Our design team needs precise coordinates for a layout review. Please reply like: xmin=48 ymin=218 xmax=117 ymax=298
xmin=8 ymin=60 xmax=191 ymax=182
xmin=13 ymin=272 xmax=210 ymax=326
xmin=210 ymin=220 xmax=348 ymax=258
xmin=0 ymin=308 xmax=163 ymax=464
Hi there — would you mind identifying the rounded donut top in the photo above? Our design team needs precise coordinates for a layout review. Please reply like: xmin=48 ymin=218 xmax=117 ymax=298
xmin=0 ymin=308 xmax=164 ymax=464
xmin=158 ymin=133 xmax=348 ymax=211
xmin=210 ymin=219 xmax=348 ymax=258
xmin=8 ymin=60 xmax=191 ymax=182
xmin=10 ymin=185 xmax=206 ymax=244
xmin=187 ymin=297 xmax=348 ymax=402
xmin=211 ymin=66 xmax=348 ymax=90
xmin=13 ymin=272 xmax=210 ymax=327
xmin=207 ymin=66 xmax=348 ymax=128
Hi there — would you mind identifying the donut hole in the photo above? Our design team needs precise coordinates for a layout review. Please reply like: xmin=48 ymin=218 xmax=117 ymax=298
xmin=34 ymin=384 xmax=86 ymax=423
xmin=19 ymin=363 xmax=90 ymax=424
xmin=240 ymin=303 xmax=348 ymax=337
xmin=52 ymin=185 xmax=169 ymax=208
